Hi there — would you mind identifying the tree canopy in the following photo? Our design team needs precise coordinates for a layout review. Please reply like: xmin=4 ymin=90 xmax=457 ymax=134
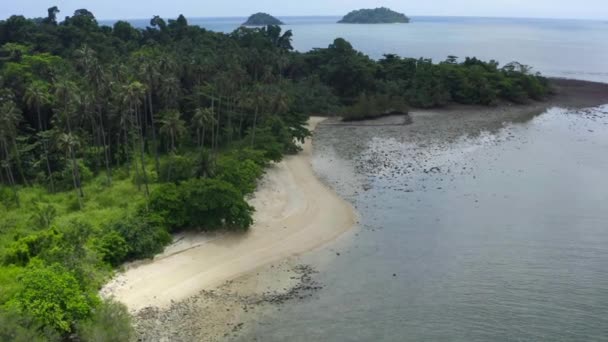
xmin=338 ymin=7 xmax=411 ymax=24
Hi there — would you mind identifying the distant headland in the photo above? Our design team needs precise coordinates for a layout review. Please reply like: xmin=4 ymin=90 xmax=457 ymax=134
xmin=338 ymin=7 xmax=411 ymax=24
xmin=242 ymin=13 xmax=284 ymax=26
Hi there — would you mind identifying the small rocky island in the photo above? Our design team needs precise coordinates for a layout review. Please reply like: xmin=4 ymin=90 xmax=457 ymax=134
xmin=243 ymin=13 xmax=284 ymax=26
xmin=338 ymin=7 xmax=410 ymax=24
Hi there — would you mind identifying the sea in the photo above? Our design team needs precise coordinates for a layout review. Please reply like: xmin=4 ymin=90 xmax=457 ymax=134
xmin=100 ymin=16 xmax=608 ymax=83
xmin=102 ymin=15 xmax=608 ymax=341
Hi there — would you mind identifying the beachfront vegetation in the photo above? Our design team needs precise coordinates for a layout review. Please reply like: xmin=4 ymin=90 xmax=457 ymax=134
xmin=0 ymin=6 xmax=550 ymax=339
xmin=338 ymin=7 xmax=411 ymax=24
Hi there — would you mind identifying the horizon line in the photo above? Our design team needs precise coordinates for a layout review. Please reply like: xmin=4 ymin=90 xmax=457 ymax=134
xmin=96 ymin=14 xmax=607 ymax=23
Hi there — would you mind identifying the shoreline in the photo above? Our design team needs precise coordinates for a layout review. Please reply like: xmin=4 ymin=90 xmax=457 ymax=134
xmin=102 ymin=117 xmax=357 ymax=312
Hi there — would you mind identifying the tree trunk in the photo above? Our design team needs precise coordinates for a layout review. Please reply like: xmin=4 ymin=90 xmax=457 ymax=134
xmin=69 ymin=146 xmax=84 ymax=210
xmin=251 ymin=105 xmax=258 ymax=147
xmin=135 ymin=107 xmax=150 ymax=198
xmin=97 ymin=107 xmax=112 ymax=185
xmin=148 ymin=92 xmax=161 ymax=175
xmin=11 ymin=136 xmax=29 ymax=187
xmin=37 ymin=105 xmax=55 ymax=192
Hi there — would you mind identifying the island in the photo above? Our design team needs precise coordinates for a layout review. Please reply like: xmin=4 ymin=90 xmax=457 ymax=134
xmin=338 ymin=7 xmax=410 ymax=24
xmin=242 ymin=12 xmax=284 ymax=26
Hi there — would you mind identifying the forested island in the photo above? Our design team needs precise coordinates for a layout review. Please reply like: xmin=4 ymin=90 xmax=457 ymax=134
xmin=243 ymin=12 xmax=284 ymax=26
xmin=338 ymin=7 xmax=411 ymax=24
xmin=0 ymin=6 xmax=551 ymax=340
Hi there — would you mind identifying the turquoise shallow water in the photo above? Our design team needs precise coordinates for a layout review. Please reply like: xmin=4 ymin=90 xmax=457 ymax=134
xmin=239 ymin=107 xmax=608 ymax=341
xmin=102 ymin=16 xmax=608 ymax=82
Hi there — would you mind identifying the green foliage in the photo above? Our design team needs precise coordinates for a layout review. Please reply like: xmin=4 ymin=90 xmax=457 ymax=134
xmin=104 ymin=213 xmax=171 ymax=261
xmin=342 ymin=93 xmax=409 ymax=121
xmin=75 ymin=299 xmax=135 ymax=342
xmin=148 ymin=183 xmax=186 ymax=229
xmin=149 ymin=179 xmax=253 ymax=232
xmin=8 ymin=262 xmax=98 ymax=333
xmin=0 ymin=186 xmax=19 ymax=209
xmin=3 ymin=230 xmax=56 ymax=266
xmin=243 ymin=13 xmax=285 ymax=26
xmin=216 ymin=155 xmax=264 ymax=195
xmin=0 ymin=309 xmax=61 ymax=342
xmin=92 ymin=230 xmax=128 ymax=267
xmin=338 ymin=7 xmax=411 ymax=24
xmin=158 ymin=154 xmax=196 ymax=183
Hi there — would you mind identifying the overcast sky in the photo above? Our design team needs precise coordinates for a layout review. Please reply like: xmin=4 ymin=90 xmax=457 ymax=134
xmin=2 ymin=0 xmax=607 ymax=20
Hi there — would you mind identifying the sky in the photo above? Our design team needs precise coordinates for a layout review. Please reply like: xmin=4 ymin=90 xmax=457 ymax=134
xmin=1 ymin=0 xmax=607 ymax=20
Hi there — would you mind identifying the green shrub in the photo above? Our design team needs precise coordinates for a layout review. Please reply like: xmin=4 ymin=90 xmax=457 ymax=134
xmin=148 ymin=179 xmax=254 ymax=232
xmin=93 ymin=231 xmax=129 ymax=267
xmin=0 ymin=186 xmax=19 ymax=209
xmin=216 ymin=155 xmax=263 ymax=195
xmin=0 ymin=309 xmax=61 ymax=342
xmin=158 ymin=154 xmax=196 ymax=183
xmin=342 ymin=93 xmax=409 ymax=121
xmin=75 ymin=299 xmax=135 ymax=342
xmin=148 ymin=183 xmax=187 ymax=229
xmin=180 ymin=179 xmax=254 ymax=231
xmin=3 ymin=230 xmax=56 ymax=267
xmin=8 ymin=262 xmax=99 ymax=334
xmin=106 ymin=214 xmax=171 ymax=260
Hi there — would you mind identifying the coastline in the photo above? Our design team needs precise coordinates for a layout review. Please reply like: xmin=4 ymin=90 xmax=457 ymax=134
xmin=102 ymin=117 xmax=357 ymax=313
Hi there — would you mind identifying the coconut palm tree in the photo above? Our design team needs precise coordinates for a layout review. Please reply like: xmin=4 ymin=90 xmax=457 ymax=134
xmin=123 ymin=81 xmax=149 ymax=196
xmin=0 ymin=101 xmax=20 ymax=187
xmin=0 ymin=100 xmax=28 ymax=186
xmin=159 ymin=109 xmax=186 ymax=153
xmin=25 ymin=81 xmax=55 ymax=191
xmin=192 ymin=107 xmax=215 ymax=148
xmin=56 ymin=132 xmax=84 ymax=209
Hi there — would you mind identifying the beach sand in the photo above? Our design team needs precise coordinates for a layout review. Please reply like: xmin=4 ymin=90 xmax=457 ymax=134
xmin=102 ymin=117 xmax=357 ymax=313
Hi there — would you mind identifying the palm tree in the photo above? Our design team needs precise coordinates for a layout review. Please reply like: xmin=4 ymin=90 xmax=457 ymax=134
xmin=192 ymin=108 xmax=215 ymax=148
xmin=137 ymin=54 xmax=161 ymax=174
xmin=53 ymin=75 xmax=78 ymax=133
xmin=25 ymin=81 xmax=55 ymax=192
xmin=0 ymin=102 xmax=19 ymax=187
xmin=159 ymin=110 xmax=186 ymax=153
xmin=56 ymin=132 xmax=84 ymax=209
xmin=0 ymin=101 xmax=28 ymax=186
xmin=123 ymin=81 xmax=149 ymax=196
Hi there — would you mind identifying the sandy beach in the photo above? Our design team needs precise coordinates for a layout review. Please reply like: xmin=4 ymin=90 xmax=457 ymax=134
xmin=102 ymin=117 xmax=357 ymax=312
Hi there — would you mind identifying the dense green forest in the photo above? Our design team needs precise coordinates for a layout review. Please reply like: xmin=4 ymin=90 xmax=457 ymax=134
xmin=243 ymin=13 xmax=284 ymax=26
xmin=0 ymin=7 xmax=550 ymax=340
xmin=338 ymin=7 xmax=411 ymax=24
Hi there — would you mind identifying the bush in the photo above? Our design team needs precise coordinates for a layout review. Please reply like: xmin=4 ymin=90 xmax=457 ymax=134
xmin=180 ymin=179 xmax=254 ymax=231
xmin=0 ymin=186 xmax=19 ymax=209
xmin=342 ymin=93 xmax=409 ymax=121
xmin=216 ymin=155 xmax=264 ymax=195
xmin=8 ymin=262 xmax=98 ymax=334
xmin=158 ymin=154 xmax=196 ymax=183
xmin=54 ymin=160 xmax=94 ymax=192
xmin=148 ymin=183 xmax=187 ymax=229
xmin=93 ymin=231 xmax=129 ymax=267
xmin=148 ymin=179 xmax=254 ymax=232
xmin=106 ymin=214 xmax=171 ymax=260
xmin=3 ymin=230 xmax=56 ymax=267
xmin=75 ymin=299 xmax=135 ymax=342
xmin=0 ymin=309 xmax=61 ymax=342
